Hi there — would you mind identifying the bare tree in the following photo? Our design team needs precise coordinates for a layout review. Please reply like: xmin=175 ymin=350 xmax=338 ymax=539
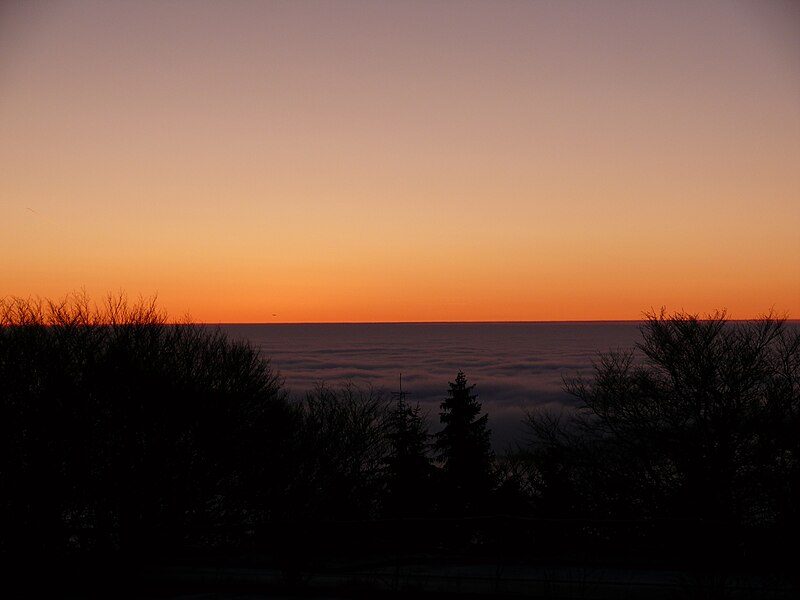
xmin=524 ymin=309 xmax=800 ymax=561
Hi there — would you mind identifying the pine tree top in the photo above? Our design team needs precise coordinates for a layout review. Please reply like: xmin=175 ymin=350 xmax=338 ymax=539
xmin=439 ymin=370 xmax=482 ymax=423
xmin=435 ymin=370 xmax=492 ymax=458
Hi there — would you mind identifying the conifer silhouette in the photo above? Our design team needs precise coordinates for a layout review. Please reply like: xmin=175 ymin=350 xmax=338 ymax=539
xmin=384 ymin=397 xmax=432 ymax=517
xmin=435 ymin=371 xmax=494 ymax=515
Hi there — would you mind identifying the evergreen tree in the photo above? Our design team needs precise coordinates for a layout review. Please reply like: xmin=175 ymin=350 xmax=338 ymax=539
xmin=435 ymin=371 xmax=494 ymax=514
xmin=383 ymin=398 xmax=433 ymax=518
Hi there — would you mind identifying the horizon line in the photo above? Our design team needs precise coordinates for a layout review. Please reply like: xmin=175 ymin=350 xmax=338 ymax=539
xmin=207 ymin=317 xmax=799 ymax=326
xmin=214 ymin=319 xmax=643 ymax=325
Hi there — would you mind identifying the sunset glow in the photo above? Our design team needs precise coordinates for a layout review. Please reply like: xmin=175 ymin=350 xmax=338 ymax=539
xmin=2 ymin=0 xmax=798 ymax=322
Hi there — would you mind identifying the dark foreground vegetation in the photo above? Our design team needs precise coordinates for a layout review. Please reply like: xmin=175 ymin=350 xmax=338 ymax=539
xmin=1 ymin=295 xmax=798 ymax=597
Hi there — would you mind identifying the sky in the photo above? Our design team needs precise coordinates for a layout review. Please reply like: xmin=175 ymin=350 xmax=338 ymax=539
xmin=2 ymin=0 xmax=799 ymax=323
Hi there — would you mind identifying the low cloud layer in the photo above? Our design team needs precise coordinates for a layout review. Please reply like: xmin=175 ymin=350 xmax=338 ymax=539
xmin=222 ymin=323 xmax=641 ymax=450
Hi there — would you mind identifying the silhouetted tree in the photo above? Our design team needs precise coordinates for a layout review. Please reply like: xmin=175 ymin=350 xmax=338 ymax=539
xmin=435 ymin=371 xmax=494 ymax=516
xmin=0 ymin=293 xmax=292 ymax=573
xmin=291 ymin=383 xmax=390 ymax=523
xmin=272 ymin=383 xmax=391 ymax=576
xmin=382 ymin=397 xmax=433 ymax=518
xmin=524 ymin=309 xmax=800 ymax=565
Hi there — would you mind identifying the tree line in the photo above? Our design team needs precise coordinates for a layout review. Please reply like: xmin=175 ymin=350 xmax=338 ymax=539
xmin=1 ymin=294 xmax=798 ymax=583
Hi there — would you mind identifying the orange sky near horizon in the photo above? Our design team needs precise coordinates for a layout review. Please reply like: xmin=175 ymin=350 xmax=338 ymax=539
xmin=2 ymin=1 xmax=799 ymax=323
